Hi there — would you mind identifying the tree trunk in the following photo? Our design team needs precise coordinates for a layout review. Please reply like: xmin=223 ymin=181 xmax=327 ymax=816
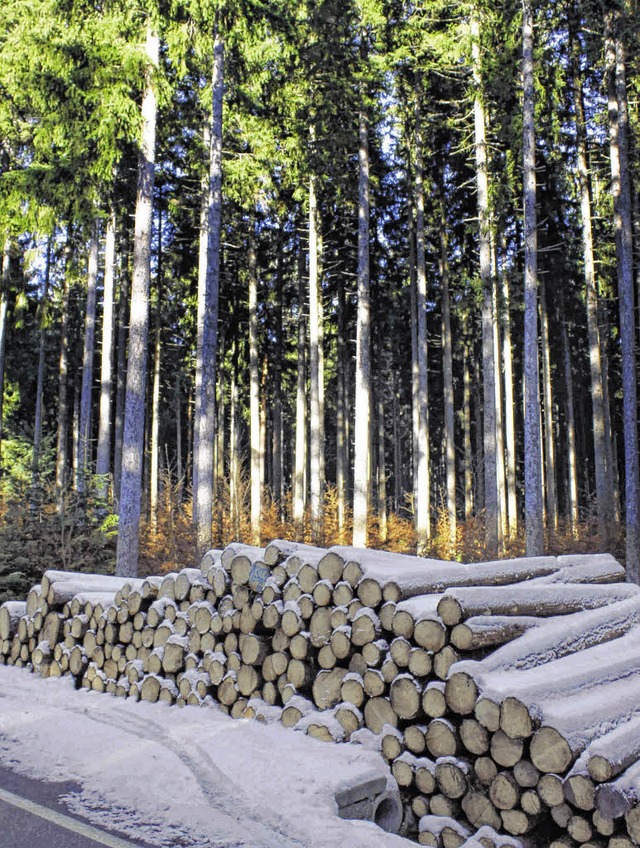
xmin=472 ymin=11 xmax=498 ymax=558
xmin=413 ymin=97 xmax=431 ymax=553
xmin=77 ymin=218 xmax=100 ymax=494
xmin=522 ymin=0 xmax=544 ymax=555
xmin=463 ymin=326 xmax=474 ymax=520
xmin=352 ymin=109 xmax=371 ymax=547
xmin=149 ymin=229 xmax=162 ymax=534
xmin=272 ymin=229 xmax=284 ymax=511
xmin=0 ymin=243 xmax=10 ymax=478
xmin=116 ymin=24 xmax=159 ymax=577
xmin=561 ymin=308 xmax=579 ymax=533
xmin=248 ymin=223 xmax=261 ymax=546
xmin=336 ymin=274 xmax=347 ymax=539
xmin=55 ymin=235 xmax=73 ymax=507
xmin=194 ymin=32 xmax=223 ymax=554
xmin=440 ymin=212 xmax=456 ymax=549
xmin=308 ymin=168 xmax=323 ymax=542
xmin=31 ymin=236 xmax=52 ymax=504
xmin=500 ymin=241 xmax=518 ymax=538
xmin=607 ymin=11 xmax=640 ymax=581
xmin=230 ymin=352 xmax=240 ymax=538
xmin=293 ymin=241 xmax=307 ymax=537
xmin=569 ymin=7 xmax=615 ymax=545
xmin=96 ymin=209 xmax=116 ymax=500
xmin=113 ymin=260 xmax=128 ymax=502
xmin=492 ymin=239 xmax=507 ymax=548
xmin=175 ymin=373 xmax=183 ymax=504
xmin=377 ymin=393 xmax=388 ymax=543
xmin=540 ymin=279 xmax=558 ymax=534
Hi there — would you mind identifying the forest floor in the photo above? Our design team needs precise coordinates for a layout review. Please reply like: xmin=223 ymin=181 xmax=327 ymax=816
xmin=0 ymin=665 xmax=409 ymax=848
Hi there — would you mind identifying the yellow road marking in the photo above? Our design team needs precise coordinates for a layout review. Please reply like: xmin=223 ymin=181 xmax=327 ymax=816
xmin=0 ymin=785 xmax=142 ymax=848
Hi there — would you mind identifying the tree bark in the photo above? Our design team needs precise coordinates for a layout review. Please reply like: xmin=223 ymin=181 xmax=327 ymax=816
xmin=248 ymin=223 xmax=260 ymax=545
xmin=569 ymin=7 xmax=614 ymax=544
xmin=195 ymin=32 xmax=223 ymax=554
xmin=96 ymin=209 xmax=116 ymax=500
xmin=336 ymin=274 xmax=347 ymax=538
xmin=293 ymin=241 xmax=307 ymax=537
xmin=149 ymin=211 xmax=162 ymax=533
xmin=522 ymin=0 xmax=544 ymax=555
xmin=353 ymin=109 xmax=371 ymax=547
xmin=539 ymin=279 xmax=558 ymax=533
xmin=413 ymin=96 xmax=431 ymax=553
xmin=77 ymin=218 xmax=100 ymax=494
xmin=55 ymin=234 xmax=73 ymax=507
xmin=561 ymin=309 xmax=579 ymax=532
xmin=113 ymin=257 xmax=128 ymax=502
xmin=308 ymin=166 xmax=323 ymax=542
xmin=499 ymin=241 xmax=518 ymax=538
xmin=0 ymin=243 xmax=9 ymax=477
xmin=116 ymin=24 xmax=159 ymax=577
xmin=440 ymin=208 xmax=456 ymax=549
xmin=31 ymin=236 xmax=52 ymax=504
xmin=607 ymin=11 xmax=640 ymax=582
xmin=472 ymin=11 xmax=498 ymax=558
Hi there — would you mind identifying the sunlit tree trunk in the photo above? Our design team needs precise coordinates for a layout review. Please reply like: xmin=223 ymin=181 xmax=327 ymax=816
xmin=561 ymin=311 xmax=579 ymax=533
xmin=229 ymin=353 xmax=240 ymax=539
xmin=31 ymin=236 xmax=52 ymax=505
xmin=491 ymin=240 xmax=506 ymax=549
xmin=0 ymin=243 xmax=10 ymax=476
xmin=569 ymin=8 xmax=614 ymax=545
xmin=377 ymin=393 xmax=388 ymax=543
xmin=116 ymin=25 xmax=159 ymax=577
xmin=194 ymin=32 xmax=223 ymax=554
xmin=472 ymin=11 xmax=498 ymax=557
xmin=414 ymin=98 xmax=431 ymax=553
xmin=336 ymin=274 xmax=347 ymax=538
xmin=55 ymin=234 xmax=73 ymax=507
xmin=248 ymin=224 xmax=261 ymax=545
xmin=607 ymin=12 xmax=640 ymax=581
xmin=113 ymin=264 xmax=128 ymax=502
xmin=96 ymin=210 xmax=116 ymax=500
xmin=522 ymin=0 xmax=544 ymax=555
xmin=293 ymin=243 xmax=307 ymax=537
xmin=272 ymin=231 xmax=284 ymax=510
xmin=77 ymin=219 xmax=100 ymax=494
xmin=353 ymin=109 xmax=371 ymax=547
xmin=149 ymin=229 xmax=162 ymax=534
xmin=308 ymin=169 xmax=323 ymax=541
xmin=540 ymin=279 xmax=558 ymax=533
xmin=463 ymin=329 xmax=474 ymax=520
xmin=500 ymin=245 xmax=518 ymax=538
xmin=440 ymin=216 xmax=456 ymax=549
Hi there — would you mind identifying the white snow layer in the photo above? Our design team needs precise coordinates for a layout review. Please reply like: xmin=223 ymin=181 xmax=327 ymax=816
xmin=0 ymin=665 xmax=410 ymax=848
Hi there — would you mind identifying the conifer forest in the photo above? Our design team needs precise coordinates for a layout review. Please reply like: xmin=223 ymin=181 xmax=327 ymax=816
xmin=1 ymin=0 xmax=639 ymax=592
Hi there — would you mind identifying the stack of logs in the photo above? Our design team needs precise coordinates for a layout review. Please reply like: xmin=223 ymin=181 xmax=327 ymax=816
xmin=1 ymin=540 xmax=639 ymax=848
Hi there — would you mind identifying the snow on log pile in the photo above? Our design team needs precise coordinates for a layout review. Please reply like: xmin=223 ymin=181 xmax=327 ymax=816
xmin=1 ymin=542 xmax=638 ymax=847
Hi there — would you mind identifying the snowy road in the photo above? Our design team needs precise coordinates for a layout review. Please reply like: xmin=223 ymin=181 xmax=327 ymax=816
xmin=0 ymin=666 xmax=410 ymax=848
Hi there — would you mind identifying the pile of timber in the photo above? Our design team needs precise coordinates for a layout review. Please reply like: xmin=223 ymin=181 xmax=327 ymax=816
xmin=1 ymin=541 xmax=639 ymax=847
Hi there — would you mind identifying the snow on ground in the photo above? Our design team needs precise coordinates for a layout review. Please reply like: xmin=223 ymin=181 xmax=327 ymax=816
xmin=0 ymin=665 xmax=410 ymax=848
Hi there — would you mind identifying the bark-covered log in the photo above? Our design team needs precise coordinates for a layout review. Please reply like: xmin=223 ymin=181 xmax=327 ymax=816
xmin=0 ymin=602 xmax=26 ymax=641
xmin=450 ymin=616 xmax=539 ymax=652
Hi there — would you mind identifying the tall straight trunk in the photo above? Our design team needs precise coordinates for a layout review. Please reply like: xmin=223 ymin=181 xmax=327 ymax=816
xmin=248 ymin=224 xmax=261 ymax=546
xmin=377 ymin=393 xmax=388 ymax=543
xmin=600 ymin=334 xmax=619 ymax=521
xmin=472 ymin=12 xmax=498 ymax=557
xmin=463 ymin=331 xmax=474 ymax=520
xmin=259 ymin=356 xmax=267 ymax=491
xmin=175 ymin=373 xmax=183 ymax=503
xmin=113 ymin=267 xmax=128 ymax=501
xmin=392 ymin=378 xmax=402 ymax=511
xmin=414 ymin=99 xmax=431 ymax=553
xmin=230 ymin=355 xmax=240 ymax=538
xmin=491 ymin=239 xmax=507 ymax=547
xmin=439 ymin=216 xmax=456 ymax=548
xmin=55 ymin=235 xmax=73 ymax=506
xmin=116 ymin=25 xmax=159 ymax=577
xmin=72 ymin=378 xmax=80 ymax=484
xmin=0 ymin=243 xmax=10 ymax=475
xmin=272 ymin=231 xmax=284 ymax=509
xmin=522 ymin=0 xmax=544 ymax=555
xmin=317 ymin=226 xmax=326 ymax=495
xmin=607 ymin=13 xmax=640 ymax=581
xmin=539 ymin=279 xmax=558 ymax=533
xmin=293 ymin=243 xmax=307 ymax=537
xmin=215 ymin=375 xmax=224 ymax=502
xmin=194 ymin=32 xmax=223 ymax=553
xmin=31 ymin=236 xmax=52 ymax=503
xmin=409 ymin=207 xmax=419 ymax=510
xmin=561 ymin=312 xmax=579 ymax=532
xmin=308 ymin=169 xmax=323 ymax=541
xmin=500 ymin=243 xmax=518 ymax=537
xmin=569 ymin=8 xmax=614 ymax=544
xmin=96 ymin=210 xmax=116 ymax=499
xmin=352 ymin=109 xmax=372 ymax=547
xmin=149 ymin=243 xmax=162 ymax=533
xmin=77 ymin=219 xmax=100 ymax=494
xmin=473 ymin=349 xmax=484 ymax=511
xmin=336 ymin=274 xmax=347 ymax=538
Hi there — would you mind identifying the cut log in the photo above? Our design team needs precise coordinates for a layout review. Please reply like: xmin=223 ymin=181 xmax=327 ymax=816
xmin=587 ymin=715 xmax=640 ymax=783
xmin=333 ymin=702 xmax=363 ymax=738
xmin=405 ymin=724 xmax=428 ymax=755
xmin=312 ymin=667 xmax=348 ymax=710
xmin=460 ymin=719 xmax=490 ymax=756
xmin=564 ymin=773 xmax=596 ymax=811
xmin=341 ymin=673 xmax=365 ymax=708
xmin=489 ymin=772 xmax=520 ymax=810
xmin=381 ymin=725 xmax=404 ymax=762
xmin=444 ymin=672 xmax=478 ymax=716
xmin=450 ymin=616 xmax=539 ymax=652
xmin=461 ymin=791 xmax=502 ymax=831
xmin=437 ymin=584 xmax=639 ymax=627
xmin=490 ymin=731 xmax=523 ymax=768
xmin=0 ymin=603 xmax=26 ymax=641
xmin=423 ymin=682 xmax=447 ymax=718
xmin=220 ymin=543 xmax=264 ymax=571
xmin=264 ymin=540 xmax=324 ymax=567
xmin=351 ymin=609 xmax=381 ymax=647
xmin=390 ymin=674 xmax=422 ymax=721
xmin=409 ymin=648 xmax=434 ymax=679
xmin=425 ymin=719 xmax=459 ymax=758
xmin=436 ymin=759 xmax=470 ymax=800
xmin=595 ymin=759 xmax=640 ymax=819
xmin=434 ymin=646 xmax=459 ymax=681
xmin=363 ymin=696 xmax=398 ymax=734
